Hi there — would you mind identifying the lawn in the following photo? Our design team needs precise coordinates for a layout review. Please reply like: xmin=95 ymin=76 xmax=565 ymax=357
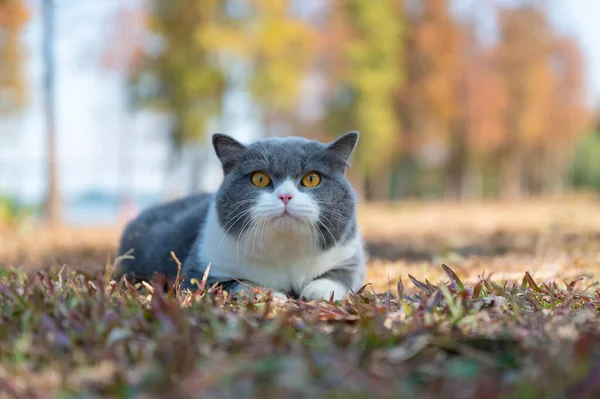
xmin=2 ymin=198 xmax=600 ymax=398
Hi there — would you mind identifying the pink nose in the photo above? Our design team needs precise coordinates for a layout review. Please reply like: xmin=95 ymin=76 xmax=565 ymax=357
xmin=278 ymin=193 xmax=293 ymax=205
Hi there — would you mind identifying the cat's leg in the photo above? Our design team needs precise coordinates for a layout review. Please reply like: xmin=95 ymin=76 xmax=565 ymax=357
xmin=228 ymin=280 xmax=289 ymax=300
xmin=300 ymin=278 xmax=348 ymax=301
xmin=181 ymin=277 xmax=288 ymax=300
xmin=220 ymin=280 xmax=289 ymax=300
xmin=300 ymin=267 xmax=363 ymax=301
xmin=180 ymin=248 xmax=288 ymax=300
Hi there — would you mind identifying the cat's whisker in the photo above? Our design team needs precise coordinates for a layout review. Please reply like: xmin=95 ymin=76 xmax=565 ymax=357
xmin=316 ymin=200 xmax=348 ymax=205
xmin=321 ymin=209 xmax=352 ymax=224
xmin=306 ymin=220 xmax=314 ymax=251
xmin=258 ymin=217 xmax=268 ymax=252
xmin=245 ymin=213 xmax=265 ymax=256
xmin=221 ymin=198 xmax=256 ymax=219
xmin=250 ymin=216 xmax=264 ymax=254
xmin=237 ymin=212 xmax=260 ymax=257
xmin=301 ymin=219 xmax=313 ymax=251
xmin=317 ymin=214 xmax=338 ymax=244
xmin=319 ymin=206 xmax=351 ymax=217
xmin=217 ymin=207 xmax=253 ymax=239
xmin=251 ymin=216 xmax=266 ymax=255
xmin=317 ymin=223 xmax=328 ymax=249
xmin=214 ymin=202 xmax=256 ymax=244
xmin=216 ymin=208 xmax=254 ymax=250
xmin=310 ymin=221 xmax=321 ymax=251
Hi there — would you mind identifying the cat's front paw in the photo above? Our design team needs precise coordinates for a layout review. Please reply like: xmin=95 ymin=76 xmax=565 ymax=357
xmin=228 ymin=281 xmax=289 ymax=301
xmin=268 ymin=290 xmax=290 ymax=304
xmin=300 ymin=279 xmax=348 ymax=301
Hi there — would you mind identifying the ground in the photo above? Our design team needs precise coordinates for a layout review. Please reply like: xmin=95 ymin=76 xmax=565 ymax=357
xmin=2 ymin=198 xmax=600 ymax=398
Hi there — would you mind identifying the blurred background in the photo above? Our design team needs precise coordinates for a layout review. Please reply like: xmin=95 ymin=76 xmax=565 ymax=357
xmin=2 ymin=0 xmax=600 ymax=283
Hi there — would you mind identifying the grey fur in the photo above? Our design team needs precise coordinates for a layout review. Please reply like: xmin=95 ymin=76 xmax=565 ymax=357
xmin=117 ymin=132 xmax=363 ymax=297
xmin=118 ymin=194 xmax=213 ymax=281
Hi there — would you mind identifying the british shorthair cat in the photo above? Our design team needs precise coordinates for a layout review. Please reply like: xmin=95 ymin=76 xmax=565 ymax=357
xmin=118 ymin=132 xmax=366 ymax=300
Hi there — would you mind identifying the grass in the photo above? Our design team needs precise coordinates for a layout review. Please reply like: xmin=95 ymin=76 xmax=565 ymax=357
xmin=2 ymin=264 xmax=600 ymax=398
xmin=2 ymin=198 xmax=600 ymax=398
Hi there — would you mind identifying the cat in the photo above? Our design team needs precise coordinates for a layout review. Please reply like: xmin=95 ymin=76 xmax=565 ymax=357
xmin=117 ymin=131 xmax=366 ymax=301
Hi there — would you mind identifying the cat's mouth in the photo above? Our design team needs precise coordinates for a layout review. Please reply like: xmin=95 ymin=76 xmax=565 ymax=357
xmin=272 ymin=209 xmax=304 ymax=223
xmin=277 ymin=209 xmax=296 ymax=219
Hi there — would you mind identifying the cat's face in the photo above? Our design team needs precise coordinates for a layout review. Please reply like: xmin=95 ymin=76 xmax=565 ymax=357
xmin=213 ymin=132 xmax=359 ymax=251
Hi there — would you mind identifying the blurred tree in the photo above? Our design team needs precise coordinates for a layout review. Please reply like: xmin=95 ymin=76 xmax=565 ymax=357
xmin=204 ymin=0 xmax=317 ymax=137
xmin=462 ymin=47 xmax=508 ymax=198
xmin=496 ymin=4 xmax=555 ymax=199
xmin=541 ymin=35 xmax=591 ymax=194
xmin=101 ymin=5 xmax=146 ymax=214
xmin=454 ymin=19 xmax=508 ymax=199
xmin=321 ymin=0 xmax=404 ymax=200
xmin=101 ymin=6 xmax=146 ymax=73
xmin=130 ymin=0 xmax=226 ymax=191
xmin=571 ymin=130 xmax=600 ymax=193
xmin=402 ymin=0 xmax=464 ymax=199
xmin=114 ymin=0 xmax=593 ymax=201
xmin=0 ymin=0 xmax=29 ymax=113
xmin=42 ymin=0 xmax=61 ymax=226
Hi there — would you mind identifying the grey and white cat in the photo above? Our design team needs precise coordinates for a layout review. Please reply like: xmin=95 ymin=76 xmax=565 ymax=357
xmin=117 ymin=132 xmax=366 ymax=300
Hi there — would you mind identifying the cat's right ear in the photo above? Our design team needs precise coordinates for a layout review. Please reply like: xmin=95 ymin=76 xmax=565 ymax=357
xmin=326 ymin=131 xmax=359 ymax=167
xmin=212 ymin=133 xmax=247 ymax=174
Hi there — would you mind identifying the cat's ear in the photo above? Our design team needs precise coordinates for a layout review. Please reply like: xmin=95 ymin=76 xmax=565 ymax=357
xmin=212 ymin=133 xmax=247 ymax=173
xmin=326 ymin=131 xmax=359 ymax=167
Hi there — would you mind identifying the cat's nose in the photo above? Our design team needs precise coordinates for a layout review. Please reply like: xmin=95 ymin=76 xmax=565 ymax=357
xmin=278 ymin=193 xmax=293 ymax=206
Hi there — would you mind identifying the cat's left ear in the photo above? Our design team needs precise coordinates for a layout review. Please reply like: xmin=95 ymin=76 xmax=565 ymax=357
xmin=213 ymin=133 xmax=247 ymax=173
xmin=326 ymin=131 xmax=359 ymax=167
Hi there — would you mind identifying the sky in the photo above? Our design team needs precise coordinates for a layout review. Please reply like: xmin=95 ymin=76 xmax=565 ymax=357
xmin=551 ymin=0 xmax=600 ymax=106
xmin=1 ymin=0 xmax=600 ymax=204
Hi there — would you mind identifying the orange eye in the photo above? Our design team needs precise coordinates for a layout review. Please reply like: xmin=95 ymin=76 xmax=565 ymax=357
xmin=251 ymin=171 xmax=271 ymax=187
xmin=301 ymin=172 xmax=321 ymax=188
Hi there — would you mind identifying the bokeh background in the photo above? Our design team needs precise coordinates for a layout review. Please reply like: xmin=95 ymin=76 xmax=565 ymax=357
xmin=2 ymin=0 xmax=600 ymax=285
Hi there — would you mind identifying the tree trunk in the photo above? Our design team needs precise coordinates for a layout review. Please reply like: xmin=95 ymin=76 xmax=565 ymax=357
xmin=461 ymin=155 xmax=483 ymax=200
xmin=42 ymin=0 xmax=61 ymax=226
xmin=392 ymin=155 xmax=418 ymax=200
xmin=499 ymin=149 xmax=523 ymax=200
xmin=444 ymin=131 xmax=467 ymax=201
xmin=347 ymin=168 xmax=366 ymax=202
xmin=363 ymin=167 xmax=391 ymax=202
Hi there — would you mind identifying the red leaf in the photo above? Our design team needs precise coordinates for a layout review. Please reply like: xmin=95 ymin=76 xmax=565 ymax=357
xmin=409 ymin=274 xmax=431 ymax=293
xmin=524 ymin=272 xmax=542 ymax=293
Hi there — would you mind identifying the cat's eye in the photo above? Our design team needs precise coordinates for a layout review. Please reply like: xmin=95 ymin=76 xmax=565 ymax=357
xmin=301 ymin=172 xmax=321 ymax=188
xmin=251 ymin=171 xmax=271 ymax=187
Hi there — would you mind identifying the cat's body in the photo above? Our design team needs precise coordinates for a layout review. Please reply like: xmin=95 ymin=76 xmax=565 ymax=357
xmin=118 ymin=132 xmax=366 ymax=300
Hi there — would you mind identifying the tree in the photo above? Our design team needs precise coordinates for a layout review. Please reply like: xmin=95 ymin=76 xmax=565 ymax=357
xmin=462 ymin=47 xmax=508 ymax=198
xmin=130 ymin=0 xmax=226 ymax=191
xmin=496 ymin=4 xmax=555 ymax=199
xmin=204 ymin=0 xmax=317 ymax=137
xmin=321 ymin=0 xmax=404 ymax=200
xmin=0 ymin=0 xmax=29 ymax=113
xmin=41 ymin=0 xmax=61 ymax=226
xmin=101 ymin=4 xmax=146 ymax=215
xmin=402 ymin=0 xmax=465 ymax=199
xmin=541 ymin=35 xmax=591 ymax=194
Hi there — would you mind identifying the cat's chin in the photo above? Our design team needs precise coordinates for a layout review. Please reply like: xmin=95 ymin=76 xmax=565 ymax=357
xmin=269 ymin=213 xmax=304 ymax=229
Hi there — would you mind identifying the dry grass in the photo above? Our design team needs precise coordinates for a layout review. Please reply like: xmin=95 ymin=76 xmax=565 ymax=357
xmin=2 ymin=198 xmax=600 ymax=398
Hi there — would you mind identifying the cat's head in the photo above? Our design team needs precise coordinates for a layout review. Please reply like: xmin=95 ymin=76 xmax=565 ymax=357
xmin=212 ymin=132 xmax=359 ymax=251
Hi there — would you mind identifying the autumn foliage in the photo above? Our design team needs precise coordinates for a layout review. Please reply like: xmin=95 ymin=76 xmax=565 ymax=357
xmin=110 ymin=0 xmax=592 ymax=201
xmin=0 ymin=0 xmax=29 ymax=113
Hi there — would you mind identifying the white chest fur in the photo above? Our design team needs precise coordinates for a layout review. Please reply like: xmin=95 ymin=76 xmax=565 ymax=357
xmin=198 ymin=202 xmax=364 ymax=294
